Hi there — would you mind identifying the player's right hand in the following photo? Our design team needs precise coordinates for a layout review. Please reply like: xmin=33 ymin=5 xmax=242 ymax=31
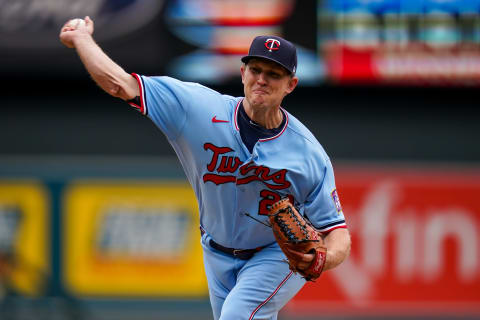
xmin=59 ymin=16 xmax=94 ymax=49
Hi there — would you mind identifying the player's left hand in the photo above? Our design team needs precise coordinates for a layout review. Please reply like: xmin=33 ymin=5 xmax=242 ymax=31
xmin=59 ymin=16 xmax=94 ymax=48
xmin=281 ymin=243 xmax=318 ymax=271
xmin=268 ymin=198 xmax=327 ymax=281
xmin=295 ymin=252 xmax=315 ymax=271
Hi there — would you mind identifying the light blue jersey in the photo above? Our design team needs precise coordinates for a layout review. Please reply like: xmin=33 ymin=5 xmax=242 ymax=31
xmin=130 ymin=74 xmax=346 ymax=249
xmin=128 ymin=73 xmax=348 ymax=319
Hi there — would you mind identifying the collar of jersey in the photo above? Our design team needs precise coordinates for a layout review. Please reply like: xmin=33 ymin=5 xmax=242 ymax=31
xmin=234 ymin=98 xmax=289 ymax=142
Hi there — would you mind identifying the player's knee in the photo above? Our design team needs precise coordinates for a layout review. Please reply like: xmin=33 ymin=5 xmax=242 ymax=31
xmin=219 ymin=309 xmax=247 ymax=320
xmin=220 ymin=304 xmax=274 ymax=320
xmin=219 ymin=304 xmax=248 ymax=320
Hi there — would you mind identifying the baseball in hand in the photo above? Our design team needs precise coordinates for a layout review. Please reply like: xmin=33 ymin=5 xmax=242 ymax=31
xmin=67 ymin=18 xmax=86 ymax=29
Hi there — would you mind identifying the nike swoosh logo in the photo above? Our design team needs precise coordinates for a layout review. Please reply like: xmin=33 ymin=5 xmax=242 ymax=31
xmin=212 ymin=116 xmax=229 ymax=123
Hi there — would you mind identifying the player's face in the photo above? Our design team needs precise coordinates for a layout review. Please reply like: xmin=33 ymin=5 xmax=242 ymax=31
xmin=241 ymin=59 xmax=298 ymax=110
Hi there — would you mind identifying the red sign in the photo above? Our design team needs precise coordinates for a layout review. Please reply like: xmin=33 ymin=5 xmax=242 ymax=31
xmin=285 ymin=166 xmax=480 ymax=316
xmin=325 ymin=44 xmax=480 ymax=86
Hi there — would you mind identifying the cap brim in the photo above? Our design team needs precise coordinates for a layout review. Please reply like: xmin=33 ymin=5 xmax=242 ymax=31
xmin=241 ymin=55 xmax=293 ymax=74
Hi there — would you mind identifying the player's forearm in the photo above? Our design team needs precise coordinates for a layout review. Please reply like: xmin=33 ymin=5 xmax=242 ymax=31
xmin=322 ymin=228 xmax=351 ymax=271
xmin=72 ymin=34 xmax=137 ymax=100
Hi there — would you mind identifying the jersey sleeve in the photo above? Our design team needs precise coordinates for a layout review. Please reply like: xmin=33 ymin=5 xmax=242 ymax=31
xmin=304 ymin=158 xmax=347 ymax=233
xmin=128 ymin=73 xmax=203 ymax=141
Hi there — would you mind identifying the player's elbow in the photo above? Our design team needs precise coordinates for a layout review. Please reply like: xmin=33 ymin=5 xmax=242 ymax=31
xmin=102 ymin=79 xmax=134 ymax=100
xmin=339 ymin=228 xmax=352 ymax=257
xmin=334 ymin=230 xmax=351 ymax=265
xmin=108 ymin=74 xmax=139 ymax=100
xmin=323 ymin=228 xmax=351 ymax=271
xmin=91 ymin=75 xmax=121 ymax=98
xmin=343 ymin=231 xmax=352 ymax=259
xmin=107 ymin=84 xmax=129 ymax=99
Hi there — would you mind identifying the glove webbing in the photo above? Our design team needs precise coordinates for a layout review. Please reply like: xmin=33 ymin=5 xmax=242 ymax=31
xmin=271 ymin=206 xmax=319 ymax=244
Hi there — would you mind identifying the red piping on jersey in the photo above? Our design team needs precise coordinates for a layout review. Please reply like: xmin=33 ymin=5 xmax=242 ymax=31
xmin=234 ymin=99 xmax=289 ymax=142
xmin=234 ymin=99 xmax=242 ymax=131
xmin=131 ymin=73 xmax=146 ymax=115
xmin=248 ymin=270 xmax=293 ymax=320
xmin=128 ymin=102 xmax=141 ymax=110
xmin=320 ymin=225 xmax=347 ymax=235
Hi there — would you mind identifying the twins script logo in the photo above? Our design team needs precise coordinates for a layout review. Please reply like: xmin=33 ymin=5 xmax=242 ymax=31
xmin=202 ymin=143 xmax=291 ymax=214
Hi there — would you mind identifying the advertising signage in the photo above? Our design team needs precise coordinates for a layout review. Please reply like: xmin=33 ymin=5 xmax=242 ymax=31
xmin=3 ymin=1 xmax=480 ymax=86
xmin=286 ymin=167 xmax=480 ymax=316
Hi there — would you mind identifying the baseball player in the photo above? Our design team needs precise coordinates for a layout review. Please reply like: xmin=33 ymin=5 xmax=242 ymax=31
xmin=60 ymin=17 xmax=351 ymax=320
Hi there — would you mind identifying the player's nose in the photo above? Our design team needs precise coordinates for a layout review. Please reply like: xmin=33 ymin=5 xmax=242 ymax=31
xmin=256 ymin=73 xmax=267 ymax=85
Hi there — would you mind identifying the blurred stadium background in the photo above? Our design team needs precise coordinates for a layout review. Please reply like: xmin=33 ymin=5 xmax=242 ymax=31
xmin=1 ymin=0 xmax=480 ymax=319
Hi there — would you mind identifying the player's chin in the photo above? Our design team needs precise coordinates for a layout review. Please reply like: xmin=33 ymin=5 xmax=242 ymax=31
xmin=250 ymin=98 xmax=269 ymax=109
xmin=250 ymin=93 xmax=269 ymax=105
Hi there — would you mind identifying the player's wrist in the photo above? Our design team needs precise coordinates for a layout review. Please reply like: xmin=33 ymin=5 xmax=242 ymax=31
xmin=71 ymin=32 xmax=94 ymax=47
xmin=324 ymin=248 xmax=347 ymax=271
xmin=321 ymin=250 xmax=334 ymax=271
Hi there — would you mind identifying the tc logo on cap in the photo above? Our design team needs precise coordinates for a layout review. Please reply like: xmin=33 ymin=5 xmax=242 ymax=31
xmin=265 ymin=38 xmax=280 ymax=52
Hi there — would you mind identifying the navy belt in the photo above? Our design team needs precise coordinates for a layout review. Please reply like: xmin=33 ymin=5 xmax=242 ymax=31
xmin=200 ymin=226 xmax=263 ymax=260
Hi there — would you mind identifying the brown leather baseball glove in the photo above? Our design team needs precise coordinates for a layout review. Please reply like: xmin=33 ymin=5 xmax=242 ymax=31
xmin=268 ymin=198 xmax=327 ymax=281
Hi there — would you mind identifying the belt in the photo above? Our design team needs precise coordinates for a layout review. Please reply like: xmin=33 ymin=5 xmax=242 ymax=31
xmin=200 ymin=227 xmax=263 ymax=260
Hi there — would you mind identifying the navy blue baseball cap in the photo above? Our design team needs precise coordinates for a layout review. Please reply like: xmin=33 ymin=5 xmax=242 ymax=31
xmin=241 ymin=35 xmax=297 ymax=74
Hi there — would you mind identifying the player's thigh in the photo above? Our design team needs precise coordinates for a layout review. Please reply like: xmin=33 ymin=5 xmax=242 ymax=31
xmin=201 ymin=232 xmax=236 ymax=320
xmin=203 ymin=253 xmax=227 ymax=320
xmin=220 ymin=245 xmax=306 ymax=320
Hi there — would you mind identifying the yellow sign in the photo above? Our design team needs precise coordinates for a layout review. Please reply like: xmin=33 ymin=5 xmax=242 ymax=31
xmin=0 ymin=181 xmax=49 ymax=296
xmin=63 ymin=180 xmax=207 ymax=297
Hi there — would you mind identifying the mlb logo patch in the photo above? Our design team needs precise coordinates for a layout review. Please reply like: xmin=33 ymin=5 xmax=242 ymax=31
xmin=331 ymin=189 xmax=343 ymax=214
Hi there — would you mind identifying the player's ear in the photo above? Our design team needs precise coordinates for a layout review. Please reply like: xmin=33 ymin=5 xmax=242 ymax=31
xmin=285 ymin=76 xmax=298 ymax=94
xmin=240 ymin=64 xmax=246 ymax=84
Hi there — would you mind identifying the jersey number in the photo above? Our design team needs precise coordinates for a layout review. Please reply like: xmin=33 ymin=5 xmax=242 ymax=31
xmin=258 ymin=189 xmax=294 ymax=215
